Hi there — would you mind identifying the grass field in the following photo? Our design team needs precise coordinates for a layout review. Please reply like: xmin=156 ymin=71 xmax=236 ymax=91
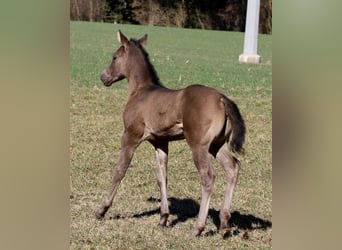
xmin=70 ymin=21 xmax=272 ymax=249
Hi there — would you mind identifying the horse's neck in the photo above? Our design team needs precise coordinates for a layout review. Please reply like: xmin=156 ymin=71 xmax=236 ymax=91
xmin=127 ymin=60 xmax=161 ymax=96
xmin=127 ymin=74 xmax=151 ymax=97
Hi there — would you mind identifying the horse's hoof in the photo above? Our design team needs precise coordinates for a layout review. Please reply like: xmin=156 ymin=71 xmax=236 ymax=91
xmin=190 ymin=226 xmax=204 ymax=238
xmin=158 ymin=221 xmax=167 ymax=227
xmin=158 ymin=215 xmax=168 ymax=227
xmin=220 ymin=227 xmax=231 ymax=239
xmin=95 ymin=209 xmax=105 ymax=219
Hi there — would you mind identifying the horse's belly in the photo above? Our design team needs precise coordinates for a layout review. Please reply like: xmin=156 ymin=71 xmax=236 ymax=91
xmin=165 ymin=122 xmax=184 ymax=139
xmin=145 ymin=121 xmax=184 ymax=141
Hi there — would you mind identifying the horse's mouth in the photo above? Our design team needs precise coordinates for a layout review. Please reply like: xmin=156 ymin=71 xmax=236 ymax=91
xmin=103 ymin=80 xmax=113 ymax=87
xmin=101 ymin=76 xmax=125 ymax=87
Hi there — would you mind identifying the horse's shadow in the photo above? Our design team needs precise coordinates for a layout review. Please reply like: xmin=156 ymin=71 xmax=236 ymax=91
xmin=112 ymin=196 xmax=272 ymax=236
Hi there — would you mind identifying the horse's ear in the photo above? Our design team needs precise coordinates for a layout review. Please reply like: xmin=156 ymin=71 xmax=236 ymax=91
xmin=138 ymin=34 xmax=148 ymax=48
xmin=117 ymin=30 xmax=129 ymax=47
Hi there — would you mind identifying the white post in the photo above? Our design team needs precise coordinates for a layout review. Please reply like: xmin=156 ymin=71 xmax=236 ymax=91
xmin=239 ymin=0 xmax=261 ymax=64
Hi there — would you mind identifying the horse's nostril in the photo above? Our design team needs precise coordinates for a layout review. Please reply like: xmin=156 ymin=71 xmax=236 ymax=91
xmin=100 ymin=71 xmax=109 ymax=84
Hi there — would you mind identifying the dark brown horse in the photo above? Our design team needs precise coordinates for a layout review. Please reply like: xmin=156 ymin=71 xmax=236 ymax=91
xmin=96 ymin=30 xmax=246 ymax=237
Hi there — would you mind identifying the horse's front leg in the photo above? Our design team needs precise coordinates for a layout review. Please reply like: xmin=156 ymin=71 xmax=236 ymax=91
xmin=154 ymin=143 xmax=170 ymax=226
xmin=95 ymin=133 xmax=139 ymax=219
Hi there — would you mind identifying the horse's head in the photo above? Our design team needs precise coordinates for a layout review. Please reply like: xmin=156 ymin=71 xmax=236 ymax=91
xmin=100 ymin=30 xmax=148 ymax=87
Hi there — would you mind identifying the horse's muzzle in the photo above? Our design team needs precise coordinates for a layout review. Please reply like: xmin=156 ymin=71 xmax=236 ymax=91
xmin=100 ymin=70 xmax=125 ymax=87
xmin=100 ymin=70 xmax=113 ymax=86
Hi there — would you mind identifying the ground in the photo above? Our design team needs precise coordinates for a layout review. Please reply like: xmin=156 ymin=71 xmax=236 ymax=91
xmin=70 ymin=21 xmax=272 ymax=249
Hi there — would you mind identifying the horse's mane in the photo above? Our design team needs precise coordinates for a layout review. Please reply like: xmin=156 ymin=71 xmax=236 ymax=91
xmin=130 ymin=39 xmax=164 ymax=87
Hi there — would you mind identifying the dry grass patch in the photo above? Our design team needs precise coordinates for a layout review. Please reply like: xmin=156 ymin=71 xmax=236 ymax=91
xmin=70 ymin=85 xmax=272 ymax=249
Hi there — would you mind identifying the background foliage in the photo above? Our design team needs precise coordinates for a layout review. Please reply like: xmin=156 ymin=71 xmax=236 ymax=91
xmin=70 ymin=0 xmax=272 ymax=34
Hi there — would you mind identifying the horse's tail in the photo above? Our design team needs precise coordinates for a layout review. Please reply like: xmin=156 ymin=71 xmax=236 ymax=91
xmin=221 ymin=96 xmax=246 ymax=154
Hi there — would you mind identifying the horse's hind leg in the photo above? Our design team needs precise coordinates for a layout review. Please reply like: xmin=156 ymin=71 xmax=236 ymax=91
xmin=191 ymin=146 xmax=216 ymax=237
xmin=215 ymin=144 xmax=240 ymax=237
xmin=95 ymin=132 xmax=138 ymax=219
xmin=154 ymin=143 xmax=169 ymax=226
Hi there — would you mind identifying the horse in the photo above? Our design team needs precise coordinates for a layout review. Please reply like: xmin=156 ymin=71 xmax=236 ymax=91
xmin=95 ymin=30 xmax=246 ymax=238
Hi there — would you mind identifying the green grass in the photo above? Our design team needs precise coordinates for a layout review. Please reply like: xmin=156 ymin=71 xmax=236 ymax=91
xmin=70 ymin=21 xmax=272 ymax=249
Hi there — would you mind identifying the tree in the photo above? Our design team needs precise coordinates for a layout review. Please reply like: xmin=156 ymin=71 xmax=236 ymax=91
xmin=70 ymin=0 xmax=104 ymax=22
xmin=70 ymin=0 xmax=272 ymax=34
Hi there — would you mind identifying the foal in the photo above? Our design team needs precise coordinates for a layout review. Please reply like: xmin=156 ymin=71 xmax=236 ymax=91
xmin=95 ymin=30 xmax=246 ymax=237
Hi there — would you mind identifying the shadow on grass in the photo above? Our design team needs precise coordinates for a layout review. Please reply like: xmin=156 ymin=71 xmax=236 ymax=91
xmin=112 ymin=196 xmax=271 ymax=236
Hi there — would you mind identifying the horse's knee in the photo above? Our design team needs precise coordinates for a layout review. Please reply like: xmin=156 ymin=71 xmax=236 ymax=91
xmin=200 ymin=167 xmax=216 ymax=192
xmin=112 ymin=166 xmax=128 ymax=183
xmin=156 ymin=170 xmax=166 ymax=187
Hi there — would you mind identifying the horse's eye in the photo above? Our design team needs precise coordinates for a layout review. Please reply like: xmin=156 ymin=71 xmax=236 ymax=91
xmin=112 ymin=56 xmax=116 ymax=61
